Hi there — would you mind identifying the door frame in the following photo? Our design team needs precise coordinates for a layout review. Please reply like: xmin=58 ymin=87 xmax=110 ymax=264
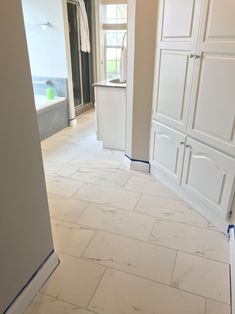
xmin=62 ymin=0 xmax=96 ymax=123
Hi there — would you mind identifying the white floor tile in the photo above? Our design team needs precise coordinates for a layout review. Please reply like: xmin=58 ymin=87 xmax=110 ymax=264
xmin=69 ymin=156 xmax=121 ymax=170
xmin=206 ymin=299 xmax=231 ymax=314
xmin=42 ymin=151 xmax=77 ymax=164
xmin=31 ymin=110 xmax=230 ymax=314
xmin=74 ymin=184 xmax=140 ymax=211
xmin=45 ymin=175 xmax=83 ymax=197
xmin=43 ymin=161 xmax=79 ymax=178
xmin=125 ymin=176 xmax=180 ymax=199
xmin=135 ymin=194 xmax=209 ymax=228
xmin=171 ymin=252 xmax=230 ymax=304
xmin=41 ymin=253 xmax=106 ymax=308
xmin=150 ymin=220 xmax=229 ymax=263
xmin=76 ymin=204 xmax=155 ymax=241
xmin=48 ymin=195 xmax=88 ymax=223
xmin=24 ymin=293 xmax=94 ymax=314
xmin=51 ymin=220 xmax=96 ymax=257
xmin=89 ymin=269 xmax=206 ymax=314
xmin=82 ymin=231 xmax=176 ymax=284
xmin=72 ymin=168 xmax=130 ymax=188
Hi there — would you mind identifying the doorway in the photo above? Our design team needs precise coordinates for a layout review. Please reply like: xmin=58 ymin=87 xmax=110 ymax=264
xmin=67 ymin=0 xmax=94 ymax=112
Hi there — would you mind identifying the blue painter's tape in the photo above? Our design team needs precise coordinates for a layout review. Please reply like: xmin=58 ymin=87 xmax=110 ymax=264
xmin=228 ymin=224 xmax=235 ymax=235
xmin=125 ymin=154 xmax=150 ymax=165
xmin=3 ymin=250 xmax=58 ymax=313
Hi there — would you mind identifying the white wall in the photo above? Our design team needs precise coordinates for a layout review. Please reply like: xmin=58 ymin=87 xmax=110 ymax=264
xmin=0 ymin=1 xmax=54 ymax=312
xmin=22 ymin=0 xmax=68 ymax=78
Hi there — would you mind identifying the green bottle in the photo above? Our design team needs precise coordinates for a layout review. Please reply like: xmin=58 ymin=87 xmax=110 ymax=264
xmin=46 ymin=80 xmax=55 ymax=100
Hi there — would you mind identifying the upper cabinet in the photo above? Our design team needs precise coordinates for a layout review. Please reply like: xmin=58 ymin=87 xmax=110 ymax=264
xmin=187 ymin=0 xmax=235 ymax=157
xmin=152 ymin=0 xmax=203 ymax=133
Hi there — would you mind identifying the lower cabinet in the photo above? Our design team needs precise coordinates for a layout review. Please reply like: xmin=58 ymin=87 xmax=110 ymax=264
xmin=182 ymin=138 xmax=235 ymax=220
xmin=151 ymin=121 xmax=235 ymax=225
xmin=151 ymin=122 xmax=185 ymax=184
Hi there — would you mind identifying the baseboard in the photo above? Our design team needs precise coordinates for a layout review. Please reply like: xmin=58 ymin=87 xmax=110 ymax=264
xmin=229 ymin=225 xmax=235 ymax=314
xmin=75 ymin=102 xmax=94 ymax=116
xmin=125 ymin=155 xmax=150 ymax=173
xmin=151 ymin=165 xmax=228 ymax=234
xmin=69 ymin=118 xmax=78 ymax=127
xmin=5 ymin=251 xmax=59 ymax=314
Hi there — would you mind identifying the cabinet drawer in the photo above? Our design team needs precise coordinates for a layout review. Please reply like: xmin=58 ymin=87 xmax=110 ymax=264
xmin=182 ymin=137 xmax=235 ymax=219
xmin=151 ymin=122 xmax=186 ymax=183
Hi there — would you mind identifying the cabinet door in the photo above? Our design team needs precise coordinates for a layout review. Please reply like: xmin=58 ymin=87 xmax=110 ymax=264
xmin=152 ymin=0 xmax=203 ymax=133
xmin=151 ymin=122 xmax=186 ymax=183
xmin=188 ymin=0 xmax=235 ymax=157
xmin=96 ymin=87 xmax=126 ymax=150
xmin=182 ymin=137 xmax=235 ymax=220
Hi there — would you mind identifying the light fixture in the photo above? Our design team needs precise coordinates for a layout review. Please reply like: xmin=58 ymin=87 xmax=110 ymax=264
xmin=41 ymin=21 xmax=51 ymax=31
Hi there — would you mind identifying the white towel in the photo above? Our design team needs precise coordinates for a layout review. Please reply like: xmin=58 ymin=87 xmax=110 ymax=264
xmin=120 ymin=32 xmax=127 ymax=82
xmin=77 ymin=0 xmax=91 ymax=53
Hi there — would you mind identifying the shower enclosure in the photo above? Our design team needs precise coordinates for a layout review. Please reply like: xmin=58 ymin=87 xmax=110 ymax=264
xmin=67 ymin=0 xmax=94 ymax=114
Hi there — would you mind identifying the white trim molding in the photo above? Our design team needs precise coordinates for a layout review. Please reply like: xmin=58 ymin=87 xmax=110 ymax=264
xmin=125 ymin=156 xmax=150 ymax=173
xmin=5 ymin=252 xmax=59 ymax=314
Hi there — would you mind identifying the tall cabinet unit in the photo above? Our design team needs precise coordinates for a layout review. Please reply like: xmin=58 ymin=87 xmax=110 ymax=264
xmin=150 ymin=0 xmax=235 ymax=232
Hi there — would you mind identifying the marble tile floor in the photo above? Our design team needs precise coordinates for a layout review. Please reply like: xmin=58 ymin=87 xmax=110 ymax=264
xmin=25 ymin=110 xmax=231 ymax=314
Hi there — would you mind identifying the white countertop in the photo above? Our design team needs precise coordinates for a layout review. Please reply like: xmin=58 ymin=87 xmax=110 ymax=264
xmin=93 ymin=79 xmax=126 ymax=89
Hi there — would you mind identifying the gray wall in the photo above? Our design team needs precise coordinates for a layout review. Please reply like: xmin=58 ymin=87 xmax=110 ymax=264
xmin=126 ymin=0 xmax=158 ymax=161
xmin=0 ymin=1 xmax=54 ymax=312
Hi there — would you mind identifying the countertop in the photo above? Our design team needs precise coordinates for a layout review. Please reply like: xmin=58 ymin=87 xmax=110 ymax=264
xmin=93 ymin=79 xmax=126 ymax=89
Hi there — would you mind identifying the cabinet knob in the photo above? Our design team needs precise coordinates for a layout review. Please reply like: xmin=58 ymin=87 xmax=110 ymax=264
xmin=189 ymin=54 xmax=201 ymax=59
xmin=186 ymin=144 xmax=192 ymax=149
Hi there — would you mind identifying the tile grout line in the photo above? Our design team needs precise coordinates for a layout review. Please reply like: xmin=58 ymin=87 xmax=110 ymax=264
xmin=170 ymin=250 xmax=178 ymax=286
xmin=39 ymin=291 xmax=100 ymax=314
xmin=132 ymin=192 xmax=143 ymax=213
xmin=64 ymin=218 xmax=230 ymax=265
xmin=46 ymin=174 xmax=222 ymax=235
xmin=86 ymin=267 xmax=108 ymax=309
xmin=56 ymin=252 xmax=230 ymax=306
xmin=80 ymin=229 xmax=99 ymax=258
xmin=46 ymin=167 xmax=221 ymax=235
xmin=48 ymin=190 xmax=224 ymax=234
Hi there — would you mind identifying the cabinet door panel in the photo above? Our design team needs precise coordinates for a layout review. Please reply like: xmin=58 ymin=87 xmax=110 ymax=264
xmin=188 ymin=0 xmax=235 ymax=156
xmin=204 ymin=0 xmax=235 ymax=43
xmin=182 ymin=138 xmax=235 ymax=219
xmin=151 ymin=122 xmax=185 ymax=183
xmin=162 ymin=0 xmax=195 ymax=40
xmin=154 ymin=50 xmax=194 ymax=132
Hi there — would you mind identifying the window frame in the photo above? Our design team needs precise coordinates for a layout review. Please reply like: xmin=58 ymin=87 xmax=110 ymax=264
xmin=98 ymin=1 xmax=127 ymax=80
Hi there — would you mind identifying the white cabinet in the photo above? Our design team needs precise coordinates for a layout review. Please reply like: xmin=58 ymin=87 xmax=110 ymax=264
xmin=95 ymin=85 xmax=126 ymax=151
xmin=182 ymin=138 xmax=235 ymax=220
xmin=150 ymin=0 xmax=235 ymax=230
xmin=152 ymin=0 xmax=203 ymax=133
xmin=187 ymin=0 xmax=235 ymax=157
xmin=151 ymin=122 xmax=185 ymax=184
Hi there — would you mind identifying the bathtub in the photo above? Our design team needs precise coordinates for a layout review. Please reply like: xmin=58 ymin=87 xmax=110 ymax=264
xmin=34 ymin=95 xmax=69 ymax=140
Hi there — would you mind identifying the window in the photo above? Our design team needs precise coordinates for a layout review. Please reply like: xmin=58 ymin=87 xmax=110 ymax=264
xmin=99 ymin=2 xmax=127 ymax=79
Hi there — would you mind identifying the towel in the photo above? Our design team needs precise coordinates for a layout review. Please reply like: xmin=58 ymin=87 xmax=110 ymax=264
xmin=120 ymin=32 xmax=127 ymax=82
xmin=77 ymin=0 xmax=91 ymax=53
